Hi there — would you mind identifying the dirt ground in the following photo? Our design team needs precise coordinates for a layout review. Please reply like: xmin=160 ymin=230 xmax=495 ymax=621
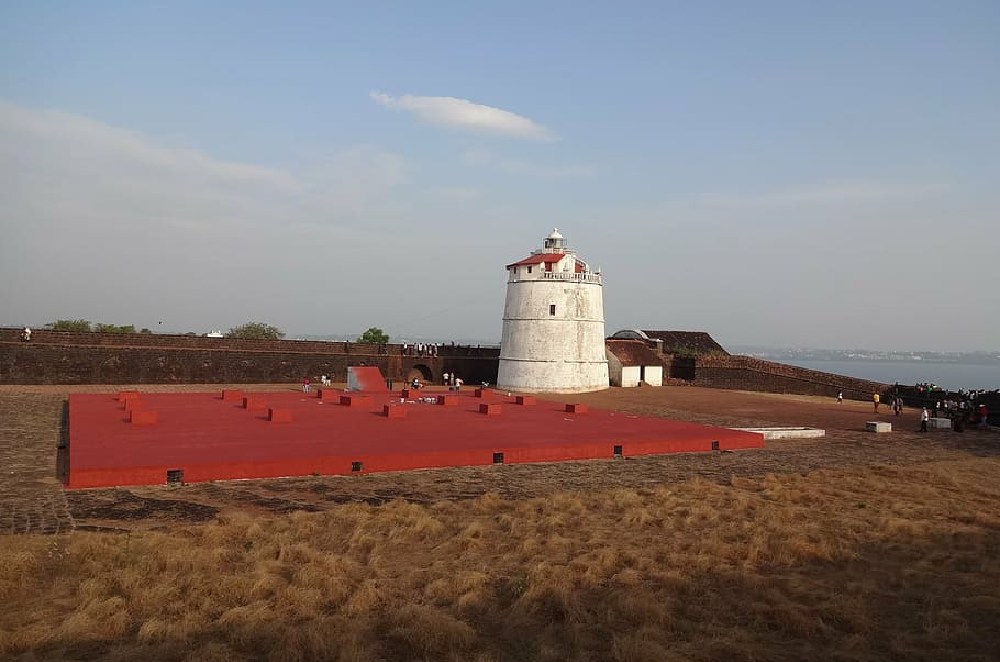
xmin=2 ymin=383 xmax=997 ymax=534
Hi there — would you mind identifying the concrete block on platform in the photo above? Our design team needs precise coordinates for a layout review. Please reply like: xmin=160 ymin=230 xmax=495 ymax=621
xmin=437 ymin=395 xmax=458 ymax=406
xmin=242 ymin=397 xmax=267 ymax=410
xmin=117 ymin=390 xmax=141 ymax=402
xmin=383 ymin=405 xmax=406 ymax=419
xmin=515 ymin=395 xmax=536 ymax=406
xmin=268 ymin=408 xmax=292 ymax=423
xmin=928 ymin=417 xmax=952 ymax=430
xmin=865 ymin=421 xmax=891 ymax=433
xmin=318 ymin=389 xmax=340 ymax=401
xmin=474 ymin=388 xmax=493 ymax=399
xmin=119 ymin=393 xmax=141 ymax=410
xmin=128 ymin=409 xmax=157 ymax=426
xmin=479 ymin=403 xmax=502 ymax=416
xmin=565 ymin=403 xmax=588 ymax=414
xmin=340 ymin=395 xmax=372 ymax=408
xmin=400 ymin=389 xmax=415 ymax=398
xmin=733 ymin=427 xmax=825 ymax=440
xmin=222 ymin=389 xmax=243 ymax=401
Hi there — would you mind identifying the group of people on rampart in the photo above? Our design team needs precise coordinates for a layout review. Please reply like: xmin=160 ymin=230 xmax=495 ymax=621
xmin=402 ymin=343 xmax=439 ymax=357
xmin=882 ymin=382 xmax=995 ymax=432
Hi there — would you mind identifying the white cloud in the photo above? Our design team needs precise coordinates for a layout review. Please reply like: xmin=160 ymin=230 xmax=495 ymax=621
xmin=1 ymin=101 xmax=298 ymax=194
xmin=370 ymin=91 xmax=554 ymax=141
xmin=0 ymin=100 xmax=415 ymax=330
xmin=0 ymin=101 xmax=407 ymax=234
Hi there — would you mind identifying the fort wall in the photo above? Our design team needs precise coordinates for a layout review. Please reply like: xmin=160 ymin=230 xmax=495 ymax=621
xmin=1 ymin=328 xmax=887 ymax=398
xmin=0 ymin=329 xmax=500 ymax=386
xmin=692 ymin=354 xmax=887 ymax=399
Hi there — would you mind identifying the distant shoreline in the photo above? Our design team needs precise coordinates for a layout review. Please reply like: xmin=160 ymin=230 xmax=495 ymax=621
xmin=782 ymin=358 xmax=1000 ymax=392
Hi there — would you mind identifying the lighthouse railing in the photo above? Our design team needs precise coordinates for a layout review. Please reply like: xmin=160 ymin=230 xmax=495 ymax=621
xmin=508 ymin=271 xmax=603 ymax=284
xmin=541 ymin=272 xmax=602 ymax=284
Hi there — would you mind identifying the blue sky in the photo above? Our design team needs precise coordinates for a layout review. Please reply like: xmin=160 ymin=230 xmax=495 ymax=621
xmin=2 ymin=1 xmax=998 ymax=350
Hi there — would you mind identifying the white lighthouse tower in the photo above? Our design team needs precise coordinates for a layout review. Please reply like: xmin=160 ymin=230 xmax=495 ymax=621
xmin=497 ymin=229 xmax=610 ymax=393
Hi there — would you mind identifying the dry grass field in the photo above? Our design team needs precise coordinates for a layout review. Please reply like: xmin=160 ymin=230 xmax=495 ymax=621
xmin=2 ymin=384 xmax=999 ymax=661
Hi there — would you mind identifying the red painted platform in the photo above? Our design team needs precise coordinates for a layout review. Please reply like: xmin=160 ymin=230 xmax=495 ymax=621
xmin=66 ymin=391 xmax=765 ymax=489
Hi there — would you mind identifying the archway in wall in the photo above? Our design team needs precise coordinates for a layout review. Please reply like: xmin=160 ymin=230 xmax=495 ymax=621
xmin=670 ymin=357 xmax=696 ymax=380
xmin=407 ymin=364 xmax=433 ymax=383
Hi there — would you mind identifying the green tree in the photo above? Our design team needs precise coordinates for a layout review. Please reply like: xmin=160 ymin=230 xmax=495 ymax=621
xmin=226 ymin=321 xmax=285 ymax=340
xmin=93 ymin=323 xmax=137 ymax=334
xmin=357 ymin=327 xmax=390 ymax=344
xmin=46 ymin=319 xmax=92 ymax=332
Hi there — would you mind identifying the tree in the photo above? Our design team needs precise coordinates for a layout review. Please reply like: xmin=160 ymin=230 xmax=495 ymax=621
xmin=93 ymin=323 xmax=137 ymax=334
xmin=46 ymin=319 xmax=92 ymax=332
xmin=357 ymin=327 xmax=390 ymax=344
xmin=226 ymin=321 xmax=285 ymax=340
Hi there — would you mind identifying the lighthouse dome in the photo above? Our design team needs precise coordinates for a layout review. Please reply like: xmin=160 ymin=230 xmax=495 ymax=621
xmin=543 ymin=227 xmax=565 ymax=250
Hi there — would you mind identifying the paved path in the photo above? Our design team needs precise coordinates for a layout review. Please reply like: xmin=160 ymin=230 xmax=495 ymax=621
xmin=0 ymin=392 xmax=75 ymax=534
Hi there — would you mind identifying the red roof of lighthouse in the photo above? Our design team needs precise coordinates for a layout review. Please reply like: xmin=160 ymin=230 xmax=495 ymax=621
xmin=506 ymin=253 xmax=566 ymax=269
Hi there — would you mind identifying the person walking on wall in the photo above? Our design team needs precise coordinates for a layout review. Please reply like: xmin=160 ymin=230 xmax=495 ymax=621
xmin=920 ymin=407 xmax=929 ymax=432
xmin=873 ymin=392 xmax=880 ymax=413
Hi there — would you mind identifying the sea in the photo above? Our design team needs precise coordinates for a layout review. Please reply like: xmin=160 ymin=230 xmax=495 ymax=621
xmin=786 ymin=360 xmax=1000 ymax=392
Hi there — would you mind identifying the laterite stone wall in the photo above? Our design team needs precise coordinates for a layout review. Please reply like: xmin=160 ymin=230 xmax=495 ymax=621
xmin=0 ymin=328 xmax=500 ymax=385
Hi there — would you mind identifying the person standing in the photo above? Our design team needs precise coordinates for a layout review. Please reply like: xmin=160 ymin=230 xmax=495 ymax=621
xmin=837 ymin=391 xmax=843 ymax=404
xmin=920 ymin=407 xmax=929 ymax=432
xmin=302 ymin=377 xmax=311 ymax=394
xmin=873 ymin=392 xmax=880 ymax=413
xmin=979 ymin=404 xmax=990 ymax=430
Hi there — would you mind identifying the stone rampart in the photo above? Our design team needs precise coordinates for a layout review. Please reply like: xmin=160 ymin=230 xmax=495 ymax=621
xmin=2 ymin=328 xmax=890 ymax=398
xmin=693 ymin=354 xmax=887 ymax=400
xmin=0 ymin=328 xmax=500 ymax=385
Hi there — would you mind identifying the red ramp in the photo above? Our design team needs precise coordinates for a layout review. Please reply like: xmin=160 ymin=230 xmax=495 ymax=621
xmin=347 ymin=366 xmax=388 ymax=392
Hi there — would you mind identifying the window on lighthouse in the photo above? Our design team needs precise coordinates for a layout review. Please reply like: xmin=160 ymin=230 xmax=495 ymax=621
xmin=549 ymin=305 xmax=556 ymax=316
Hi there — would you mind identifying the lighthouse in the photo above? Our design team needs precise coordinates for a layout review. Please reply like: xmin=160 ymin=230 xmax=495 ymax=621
xmin=497 ymin=229 xmax=610 ymax=393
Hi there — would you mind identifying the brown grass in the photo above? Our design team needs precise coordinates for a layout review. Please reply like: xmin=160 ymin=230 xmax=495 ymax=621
xmin=3 ymin=457 xmax=1000 ymax=661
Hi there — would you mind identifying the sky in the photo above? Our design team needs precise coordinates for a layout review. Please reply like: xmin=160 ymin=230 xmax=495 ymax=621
xmin=1 ymin=1 xmax=998 ymax=352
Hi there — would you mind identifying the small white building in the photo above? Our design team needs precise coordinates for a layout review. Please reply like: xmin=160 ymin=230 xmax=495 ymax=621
xmin=606 ymin=340 xmax=664 ymax=387
xmin=497 ymin=229 xmax=610 ymax=393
